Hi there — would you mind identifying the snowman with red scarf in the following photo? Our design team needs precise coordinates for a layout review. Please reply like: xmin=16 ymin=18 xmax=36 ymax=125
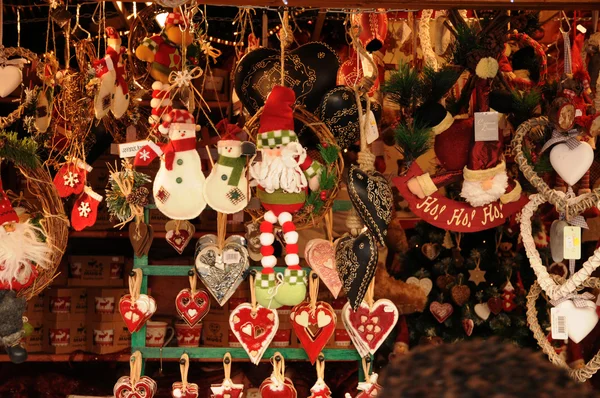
xmin=249 ymin=86 xmax=322 ymax=308
xmin=134 ymin=109 xmax=206 ymax=220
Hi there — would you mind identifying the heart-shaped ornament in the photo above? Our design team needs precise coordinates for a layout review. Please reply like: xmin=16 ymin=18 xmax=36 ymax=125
xmin=172 ymin=382 xmax=199 ymax=398
xmin=462 ymin=318 xmax=474 ymax=336
xmin=129 ymin=222 xmax=154 ymax=257
xmin=336 ymin=231 xmax=379 ymax=310
xmin=487 ymin=297 xmax=503 ymax=315
xmin=119 ymin=294 xmax=156 ymax=333
xmin=554 ymin=299 xmax=598 ymax=343
xmin=347 ymin=166 xmax=393 ymax=246
xmin=406 ymin=277 xmax=433 ymax=296
xmin=305 ymin=239 xmax=342 ymax=298
xmin=176 ymin=289 xmax=210 ymax=327
xmin=234 ymin=42 xmax=340 ymax=115
xmin=114 ymin=376 xmax=157 ymax=398
xmin=196 ymin=235 xmax=249 ymax=306
xmin=451 ymin=285 xmax=471 ymax=306
xmin=229 ymin=303 xmax=279 ymax=365
xmin=165 ymin=220 xmax=195 ymax=254
xmin=474 ymin=303 xmax=491 ymax=321
xmin=259 ymin=377 xmax=297 ymax=398
xmin=421 ymin=243 xmax=441 ymax=261
xmin=0 ymin=65 xmax=23 ymax=98
xmin=430 ymin=301 xmax=453 ymax=323
xmin=290 ymin=302 xmax=336 ymax=364
xmin=549 ymin=142 xmax=594 ymax=187
xmin=211 ymin=380 xmax=245 ymax=398
xmin=342 ymin=299 xmax=398 ymax=357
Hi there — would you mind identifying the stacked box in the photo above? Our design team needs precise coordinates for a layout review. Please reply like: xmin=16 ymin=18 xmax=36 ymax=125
xmin=44 ymin=287 xmax=87 ymax=321
xmin=43 ymin=320 xmax=87 ymax=354
xmin=202 ymin=319 xmax=228 ymax=347
xmin=68 ymin=256 xmax=126 ymax=287
xmin=87 ymin=288 xmax=129 ymax=322
xmin=87 ymin=320 xmax=131 ymax=354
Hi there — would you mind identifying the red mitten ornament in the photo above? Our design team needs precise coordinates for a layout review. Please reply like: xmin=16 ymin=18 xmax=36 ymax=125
xmin=210 ymin=353 xmax=244 ymax=398
xmin=53 ymin=158 xmax=92 ymax=197
xmin=71 ymin=187 xmax=102 ymax=231
xmin=259 ymin=353 xmax=297 ymax=398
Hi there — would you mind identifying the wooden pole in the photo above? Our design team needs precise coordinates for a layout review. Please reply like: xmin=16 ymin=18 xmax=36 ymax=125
xmin=312 ymin=12 xmax=326 ymax=41
xmin=262 ymin=11 xmax=268 ymax=48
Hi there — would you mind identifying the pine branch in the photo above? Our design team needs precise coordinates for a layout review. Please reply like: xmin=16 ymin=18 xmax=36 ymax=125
xmin=0 ymin=131 xmax=40 ymax=168
xmin=421 ymin=65 xmax=461 ymax=104
xmin=510 ymin=89 xmax=541 ymax=126
xmin=447 ymin=23 xmax=480 ymax=68
xmin=382 ymin=62 xmax=421 ymax=108
xmin=318 ymin=143 xmax=339 ymax=165
xmin=394 ymin=122 xmax=433 ymax=163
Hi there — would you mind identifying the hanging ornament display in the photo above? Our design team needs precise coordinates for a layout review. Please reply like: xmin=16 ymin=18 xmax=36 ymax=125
xmin=259 ymin=353 xmax=297 ymax=397
xmin=114 ymin=351 xmax=157 ymax=398
xmin=176 ymin=272 xmax=210 ymax=327
xmin=211 ymin=353 xmax=244 ymax=398
xmin=229 ymin=273 xmax=279 ymax=365
xmin=34 ymin=52 xmax=58 ymax=133
xmin=309 ymin=355 xmax=332 ymax=398
xmin=468 ymin=254 xmax=487 ymax=286
xmin=290 ymin=273 xmax=336 ymax=364
xmin=171 ymin=353 xmax=199 ymax=398
xmin=430 ymin=301 xmax=454 ymax=323
xmin=71 ymin=187 xmax=103 ymax=231
xmin=105 ymin=160 xmax=151 ymax=229
xmin=119 ymin=269 xmax=156 ymax=333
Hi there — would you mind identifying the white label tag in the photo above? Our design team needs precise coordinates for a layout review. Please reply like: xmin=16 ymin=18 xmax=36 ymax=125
xmin=360 ymin=52 xmax=375 ymax=78
xmin=118 ymin=140 xmax=152 ymax=158
xmin=576 ymin=109 xmax=583 ymax=118
xmin=563 ymin=226 xmax=582 ymax=260
xmin=223 ymin=250 xmax=241 ymax=265
xmin=551 ymin=307 xmax=568 ymax=340
xmin=474 ymin=112 xmax=499 ymax=141
xmin=365 ymin=111 xmax=379 ymax=144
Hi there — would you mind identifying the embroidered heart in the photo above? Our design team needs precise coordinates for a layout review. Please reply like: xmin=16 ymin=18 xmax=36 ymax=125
xmin=305 ymin=239 xmax=342 ymax=298
xmin=229 ymin=303 xmax=279 ymax=365
xmin=430 ymin=301 xmax=453 ymax=323
xmin=549 ymin=142 xmax=594 ymax=187
xmin=113 ymin=376 xmax=157 ymax=398
xmin=462 ymin=318 xmax=474 ymax=336
xmin=171 ymin=381 xmax=199 ymax=398
xmin=291 ymin=302 xmax=336 ymax=364
xmin=210 ymin=380 xmax=245 ymax=398
xmin=195 ymin=235 xmax=249 ymax=306
xmin=175 ymin=288 xmax=210 ymax=327
xmin=234 ymin=42 xmax=340 ymax=115
xmin=347 ymin=166 xmax=393 ymax=246
xmin=336 ymin=231 xmax=379 ymax=311
xmin=405 ymin=277 xmax=433 ymax=296
xmin=342 ymin=299 xmax=398 ymax=357
xmin=259 ymin=377 xmax=298 ymax=398
xmin=554 ymin=299 xmax=598 ymax=343
xmin=0 ymin=65 xmax=23 ymax=98
xmin=421 ymin=243 xmax=441 ymax=261
xmin=119 ymin=294 xmax=156 ymax=333
xmin=474 ymin=303 xmax=491 ymax=321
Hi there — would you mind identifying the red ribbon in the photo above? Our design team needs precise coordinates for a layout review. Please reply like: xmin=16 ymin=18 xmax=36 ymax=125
xmin=161 ymin=137 xmax=197 ymax=170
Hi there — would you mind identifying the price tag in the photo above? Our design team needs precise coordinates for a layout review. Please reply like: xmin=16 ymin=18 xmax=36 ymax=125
xmin=474 ymin=112 xmax=499 ymax=141
xmin=551 ymin=307 xmax=568 ymax=340
xmin=360 ymin=52 xmax=375 ymax=78
xmin=118 ymin=140 xmax=152 ymax=158
xmin=563 ymin=226 xmax=581 ymax=260
xmin=365 ymin=111 xmax=379 ymax=144
xmin=223 ymin=250 xmax=241 ymax=265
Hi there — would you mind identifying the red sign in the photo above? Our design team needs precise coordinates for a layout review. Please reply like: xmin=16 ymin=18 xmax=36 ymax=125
xmin=393 ymin=164 xmax=528 ymax=232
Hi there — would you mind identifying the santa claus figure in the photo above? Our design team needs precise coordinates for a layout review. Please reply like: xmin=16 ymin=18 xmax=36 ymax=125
xmin=0 ymin=181 xmax=51 ymax=363
xmin=250 ymin=86 xmax=322 ymax=308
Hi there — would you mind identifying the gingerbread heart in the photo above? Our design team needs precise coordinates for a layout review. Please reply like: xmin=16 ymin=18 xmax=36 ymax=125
xmin=119 ymin=294 xmax=156 ymax=333
xmin=406 ymin=277 xmax=433 ymax=296
xmin=342 ymin=299 xmax=398 ymax=357
xmin=305 ymin=239 xmax=342 ymax=298
xmin=176 ymin=288 xmax=210 ymax=327
xmin=114 ymin=376 xmax=157 ymax=398
xmin=430 ymin=301 xmax=453 ymax=323
xmin=421 ymin=242 xmax=441 ymax=261
xmin=259 ymin=377 xmax=297 ymax=398
xmin=172 ymin=381 xmax=199 ymax=398
xmin=290 ymin=302 xmax=336 ymax=364
xmin=196 ymin=235 xmax=249 ymax=306
xmin=210 ymin=380 xmax=244 ymax=398
xmin=229 ymin=303 xmax=279 ymax=365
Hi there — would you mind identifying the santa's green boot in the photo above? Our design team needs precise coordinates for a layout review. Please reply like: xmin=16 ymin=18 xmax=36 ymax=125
xmin=254 ymin=271 xmax=283 ymax=309
xmin=273 ymin=268 xmax=307 ymax=306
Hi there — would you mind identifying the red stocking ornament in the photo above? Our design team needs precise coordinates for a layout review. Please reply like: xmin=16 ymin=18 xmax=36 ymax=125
xmin=53 ymin=158 xmax=92 ymax=197
xmin=71 ymin=187 xmax=102 ymax=231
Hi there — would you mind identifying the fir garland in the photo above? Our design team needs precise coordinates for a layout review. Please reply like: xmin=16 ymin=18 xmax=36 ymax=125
xmin=0 ymin=131 xmax=40 ymax=168
xmin=105 ymin=162 xmax=151 ymax=224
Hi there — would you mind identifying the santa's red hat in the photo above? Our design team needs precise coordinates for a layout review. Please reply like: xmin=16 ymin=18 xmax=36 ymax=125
xmin=158 ymin=109 xmax=197 ymax=136
xmin=463 ymin=139 xmax=506 ymax=182
xmin=0 ymin=181 xmax=18 ymax=226
xmin=216 ymin=118 xmax=242 ymax=148
xmin=433 ymin=117 xmax=474 ymax=172
xmin=257 ymin=86 xmax=298 ymax=149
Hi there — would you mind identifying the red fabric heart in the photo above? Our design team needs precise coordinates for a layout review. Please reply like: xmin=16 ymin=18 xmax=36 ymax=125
xmin=114 ymin=376 xmax=156 ymax=398
xmin=166 ymin=229 xmax=192 ymax=254
xmin=462 ymin=318 xmax=474 ymax=336
xmin=344 ymin=299 xmax=398 ymax=355
xmin=291 ymin=302 xmax=336 ymax=364
xmin=119 ymin=294 xmax=155 ymax=333
xmin=487 ymin=297 xmax=503 ymax=315
xmin=430 ymin=301 xmax=454 ymax=323
xmin=172 ymin=382 xmax=199 ymax=398
xmin=259 ymin=377 xmax=297 ymax=398
xmin=229 ymin=303 xmax=278 ymax=364
xmin=176 ymin=288 xmax=210 ymax=327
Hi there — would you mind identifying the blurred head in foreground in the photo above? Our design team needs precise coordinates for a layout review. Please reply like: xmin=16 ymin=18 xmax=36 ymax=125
xmin=381 ymin=338 xmax=594 ymax=398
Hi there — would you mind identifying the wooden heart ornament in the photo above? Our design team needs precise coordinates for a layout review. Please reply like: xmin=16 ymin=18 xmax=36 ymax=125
xmin=421 ymin=243 xmax=441 ymax=261
xmin=114 ymin=376 xmax=157 ymax=398
xmin=342 ymin=299 xmax=398 ymax=357
xmin=176 ymin=288 xmax=210 ymax=327
xmin=305 ymin=239 xmax=342 ymax=298
xmin=129 ymin=222 xmax=154 ymax=257
xmin=347 ymin=165 xmax=393 ymax=246
xmin=336 ymin=231 xmax=379 ymax=311
xmin=166 ymin=220 xmax=195 ymax=254
xmin=291 ymin=301 xmax=336 ymax=364
xmin=229 ymin=303 xmax=279 ymax=365
xmin=119 ymin=294 xmax=156 ymax=333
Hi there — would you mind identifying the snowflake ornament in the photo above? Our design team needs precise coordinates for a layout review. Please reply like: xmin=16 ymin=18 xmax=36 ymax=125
xmin=78 ymin=201 xmax=91 ymax=217
xmin=138 ymin=149 xmax=151 ymax=162
xmin=63 ymin=171 xmax=80 ymax=188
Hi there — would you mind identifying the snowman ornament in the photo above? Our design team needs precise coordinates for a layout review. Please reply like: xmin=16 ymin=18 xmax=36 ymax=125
xmin=134 ymin=109 xmax=206 ymax=220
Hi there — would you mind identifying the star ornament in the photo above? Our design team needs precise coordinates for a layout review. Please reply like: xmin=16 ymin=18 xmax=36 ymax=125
xmin=468 ymin=266 xmax=486 ymax=286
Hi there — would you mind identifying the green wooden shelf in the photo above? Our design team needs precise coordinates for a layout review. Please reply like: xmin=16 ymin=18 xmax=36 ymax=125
xmin=133 ymin=265 xmax=305 ymax=276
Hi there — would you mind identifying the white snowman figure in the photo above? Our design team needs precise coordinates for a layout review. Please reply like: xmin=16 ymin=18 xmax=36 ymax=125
xmin=134 ymin=109 xmax=206 ymax=220
xmin=204 ymin=128 xmax=256 ymax=214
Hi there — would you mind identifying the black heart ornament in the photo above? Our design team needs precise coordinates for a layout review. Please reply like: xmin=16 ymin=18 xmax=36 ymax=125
xmin=316 ymin=86 xmax=382 ymax=150
xmin=347 ymin=166 xmax=393 ymax=246
xmin=336 ymin=231 xmax=379 ymax=311
xmin=234 ymin=42 xmax=340 ymax=115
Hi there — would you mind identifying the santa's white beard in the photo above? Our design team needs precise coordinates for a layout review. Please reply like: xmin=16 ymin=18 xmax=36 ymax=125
xmin=250 ymin=142 xmax=308 ymax=194
xmin=0 ymin=221 xmax=51 ymax=288
xmin=460 ymin=172 xmax=508 ymax=207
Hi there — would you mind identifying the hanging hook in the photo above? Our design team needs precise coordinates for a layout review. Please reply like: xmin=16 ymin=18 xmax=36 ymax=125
xmin=560 ymin=11 xmax=571 ymax=33
xmin=72 ymin=4 xmax=92 ymax=39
